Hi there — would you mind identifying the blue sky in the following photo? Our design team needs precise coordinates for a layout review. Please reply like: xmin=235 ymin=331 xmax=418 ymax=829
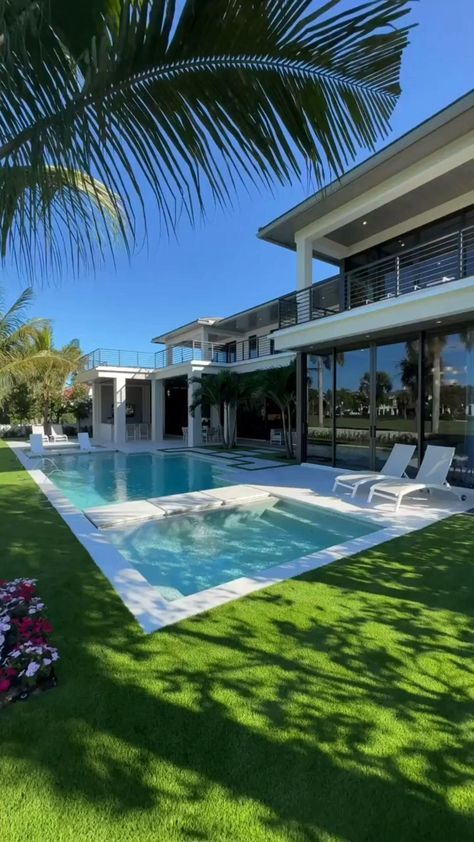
xmin=4 ymin=1 xmax=474 ymax=354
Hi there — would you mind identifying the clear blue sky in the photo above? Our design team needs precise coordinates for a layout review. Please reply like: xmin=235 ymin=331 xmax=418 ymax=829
xmin=4 ymin=0 xmax=474 ymax=354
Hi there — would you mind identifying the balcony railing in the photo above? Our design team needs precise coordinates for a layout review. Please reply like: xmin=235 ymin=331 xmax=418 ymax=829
xmin=81 ymin=349 xmax=157 ymax=370
xmin=80 ymin=334 xmax=280 ymax=372
xmin=278 ymin=223 xmax=474 ymax=329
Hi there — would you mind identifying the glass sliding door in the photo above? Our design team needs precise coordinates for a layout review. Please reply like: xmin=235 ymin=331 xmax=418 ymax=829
xmin=374 ymin=340 xmax=419 ymax=475
xmin=335 ymin=347 xmax=372 ymax=469
xmin=424 ymin=328 xmax=474 ymax=487
xmin=307 ymin=354 xmax=333 ymax=463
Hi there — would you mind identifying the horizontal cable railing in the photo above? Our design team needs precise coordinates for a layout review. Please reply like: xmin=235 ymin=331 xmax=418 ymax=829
xmin=81 ymin=334 xmax=281 ymax=373
xmin=279 ymin=275 xmax=342 ymax=328
xmin=278 ymin=224 xmax=474 ymax=328
xmin=80 ymin=348 xmax=156 ymax=369
xmin=346 ymin=225 xmax=474 ymax=309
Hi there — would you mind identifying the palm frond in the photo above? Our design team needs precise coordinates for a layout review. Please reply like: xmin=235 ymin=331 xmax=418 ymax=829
xmin=0 ymin=287 xmax=35 ymax=341
xmin=0 ymin=0 xmax=414 ymax=277
xmin=0 ymin=165 xmax=125 ymax=277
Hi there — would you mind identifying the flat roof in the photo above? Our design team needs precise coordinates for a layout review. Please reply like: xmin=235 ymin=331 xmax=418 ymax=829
xmin=258 ymin=90 xmax=474 ymax=253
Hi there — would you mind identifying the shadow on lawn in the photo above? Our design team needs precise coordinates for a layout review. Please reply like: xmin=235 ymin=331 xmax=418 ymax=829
xmin=1 ymin=461 xmax=474 ymax=840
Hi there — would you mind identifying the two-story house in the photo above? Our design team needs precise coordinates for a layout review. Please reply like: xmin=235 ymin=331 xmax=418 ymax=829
xmin=77 ymin=296 xmax=294 ymax=446
xmin=259 ymin=91 xmax=474 ymax=479
xmin=79 ymin=91 xmax=474 ymax=484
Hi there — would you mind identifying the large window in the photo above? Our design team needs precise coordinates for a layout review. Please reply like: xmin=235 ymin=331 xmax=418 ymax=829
xmin=248 ymin=335 xmax=258 ymax=359
xmin=335 ymin=348 xmax=371 ymax=469
xmin=424 ymin=330 xmax=474 ymax=485
xmin=374 ymin=341 xmax=419 ymax=473
xmin=307 ymin=354 xmax=333 ymax=464
xmin=304 ymin=325 xmax=474 ymax=486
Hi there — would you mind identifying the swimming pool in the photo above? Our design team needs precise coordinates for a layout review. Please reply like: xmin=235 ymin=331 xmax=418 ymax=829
xmin=106 ymin=496 xmax=379 ymax=601
xmin=41 ymin=451 xmax=231 ymax=509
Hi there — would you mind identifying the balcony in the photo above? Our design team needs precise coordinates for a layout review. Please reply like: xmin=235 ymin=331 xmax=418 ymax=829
xmin=279 ymin=223 xmax=474 ymax=328
xmin=80 ymin=335 xmax=280 ymax=373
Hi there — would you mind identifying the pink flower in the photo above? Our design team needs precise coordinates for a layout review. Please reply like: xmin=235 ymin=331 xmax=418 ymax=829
xmin=0 ymin=678 xmax=11 ymax=692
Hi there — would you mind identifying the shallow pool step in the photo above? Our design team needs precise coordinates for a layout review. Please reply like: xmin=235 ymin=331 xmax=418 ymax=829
xmin=84 ymin=485 xmax=272 ymax=529
xmin=206 ymin=485 xmax=271 ymax=505
xmin=84 ymin=500 xmax=165 ymax=529
xmin=148 ymin=490 xmax=224 ymax=516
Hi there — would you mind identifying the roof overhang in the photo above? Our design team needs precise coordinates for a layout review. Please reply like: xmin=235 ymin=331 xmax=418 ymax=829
xmin=258 ymin=91 xmax=474 ymax=261
xmin=152 ymin=317 xmax=221 ymax=345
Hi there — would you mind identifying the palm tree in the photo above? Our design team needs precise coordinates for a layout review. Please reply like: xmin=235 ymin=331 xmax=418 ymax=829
xmin=189 ymin=371 xmax=250 ymax=448
xmin=27 ymin=326 xmax=83 ymax=432
xmin=0 ymin=0 xmax=412 ymax=277
xmin=0 ymin=288 xmax=49 ymax=392
xmin=252 ymin=363 xmax=296 ymax=458
xmin=0 ymin=289 xmax=82 ymax=430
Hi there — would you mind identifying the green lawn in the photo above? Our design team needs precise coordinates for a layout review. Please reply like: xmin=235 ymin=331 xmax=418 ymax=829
xmin=1 ymin=441 xmax=473 ymax=842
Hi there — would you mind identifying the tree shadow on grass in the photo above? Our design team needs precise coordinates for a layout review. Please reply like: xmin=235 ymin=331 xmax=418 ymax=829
xmin=1 ymin=459 xmax=473 ymax=840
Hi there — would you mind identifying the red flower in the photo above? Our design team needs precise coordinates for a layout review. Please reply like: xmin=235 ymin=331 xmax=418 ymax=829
xmin=5 ymin=667 xmax=17 ymax=677
xmin=0 ymin=678 xmax=11 ymax=692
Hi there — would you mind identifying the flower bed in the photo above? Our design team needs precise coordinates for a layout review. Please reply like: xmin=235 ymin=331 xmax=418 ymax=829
xmin=0 ymin=578 xmax=59 ymax=708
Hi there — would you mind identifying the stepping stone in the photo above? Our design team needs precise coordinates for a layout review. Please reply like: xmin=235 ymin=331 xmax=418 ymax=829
xmin=85 ymin=500 xmax=165 ymax=529
xmin=148 ymin=491 xmax=223 ymax=516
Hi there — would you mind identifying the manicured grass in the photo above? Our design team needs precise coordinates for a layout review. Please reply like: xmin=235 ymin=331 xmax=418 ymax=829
xmin=1 ymin=441 xmax=473 ymax=841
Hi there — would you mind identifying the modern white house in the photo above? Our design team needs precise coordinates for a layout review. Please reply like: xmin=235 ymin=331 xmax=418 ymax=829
xmin=259 ymin=91 xmax=474 ymax=481
xmin=76 ymin=296 xmax=295 ymax=447
xmin=79 ymin=91 xmax=474 ymax=483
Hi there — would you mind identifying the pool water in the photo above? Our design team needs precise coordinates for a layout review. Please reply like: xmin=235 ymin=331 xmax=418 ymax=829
xmin=106 ymin=497 xmax=379 ymax=601
xmin=41 ymin=451 xmax=230 ymax=509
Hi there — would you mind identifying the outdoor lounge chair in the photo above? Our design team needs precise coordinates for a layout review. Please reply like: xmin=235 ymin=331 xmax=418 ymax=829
xmin=332 ymin=443 xmax=416 ymax=497
xmin=29 ymin=433 xmax=45 ymax=456
xmin=78 ymin=432 xmax=93 ymax=452
xmin=49 ymin=424 xmax=68 ymax=443
xmin=31 ymin=424 xmax=48 ymax=443
xmin=368 ymin=445 xmax=466 ymax=511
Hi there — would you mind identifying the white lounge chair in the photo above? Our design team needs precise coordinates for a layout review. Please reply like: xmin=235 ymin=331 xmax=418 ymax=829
xmin=32 ymin=424 xmax=48 ymax=443
xmin=50 ymin=424 xmax=68 ymax=443
xmin=78 ymin=432 xmax=93 ymax=452
xmin=333 ymin=443 xmax=416 ymax=498
xmin=368 ymin=445 xmax=465 ymax=511
xmin=29 ymin=433 xmax=45 ymax=456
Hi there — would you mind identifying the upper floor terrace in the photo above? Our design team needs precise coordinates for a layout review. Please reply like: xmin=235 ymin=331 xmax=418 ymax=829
xmin=278 ymin=220 xmax=474 ymax=329
xmin=80 ymin=332 xmax=283 ymax=374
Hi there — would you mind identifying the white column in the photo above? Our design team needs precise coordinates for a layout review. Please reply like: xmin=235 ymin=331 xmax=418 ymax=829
xmin=92 ymin=381 xmax=102 ymax=441
xmin=296 ymin=235 xmax=313 ymax=291
xmin=151 ymin=379 xmax=165 ymax=442
xmin=113 ymin=375 xmax=127 ymax=445
xmin=187 ymin=374 xmax=202 ymax=447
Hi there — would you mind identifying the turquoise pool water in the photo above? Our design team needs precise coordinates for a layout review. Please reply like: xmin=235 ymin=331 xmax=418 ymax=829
xmin=107 ymin=497 xmax=379 ymax=600
xmin=41 ymin=451 xmax=230 ymax=509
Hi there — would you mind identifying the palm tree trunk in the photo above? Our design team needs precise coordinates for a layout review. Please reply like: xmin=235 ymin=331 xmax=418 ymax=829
xmin=286 ymin=405 xmax=294 ymax=459
xmin=318 ymin=361 xmax=324 ymax=427
xmin=432 ymin=348 xmax=441 ymax=434
xmin=223 ymin=402 xmax=231 ymax=448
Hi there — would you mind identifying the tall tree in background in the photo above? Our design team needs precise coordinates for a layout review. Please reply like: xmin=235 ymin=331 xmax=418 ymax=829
xmin=252 ymin=363 xmax=296 ymax=458
xmin=0 ymin=0 xmax=413 ymax=278
xmin=189 ymin=371 xmax=250 ymax=448
xmin=27 ymin=327 xmax=83 ymax=432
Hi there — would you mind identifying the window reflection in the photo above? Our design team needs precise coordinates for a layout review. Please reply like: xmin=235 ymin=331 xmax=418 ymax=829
xmin=374 ymin=341 xmax=419 ymax=474
xmin=307 ymin=355 xmax=333 ymax=464
xmin=425 ymin=330 xmax=474 ymax=485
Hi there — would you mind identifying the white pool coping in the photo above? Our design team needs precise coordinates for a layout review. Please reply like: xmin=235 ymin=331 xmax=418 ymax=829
xmin=9 ymin=443 xmax=474 ymax=634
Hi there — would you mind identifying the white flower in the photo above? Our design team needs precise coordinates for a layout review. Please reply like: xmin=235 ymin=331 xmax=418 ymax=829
xmin=43 ymin=658 xmax=51 ymax=666
xmin=25 ymin=661 xmax=40 ymax=678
